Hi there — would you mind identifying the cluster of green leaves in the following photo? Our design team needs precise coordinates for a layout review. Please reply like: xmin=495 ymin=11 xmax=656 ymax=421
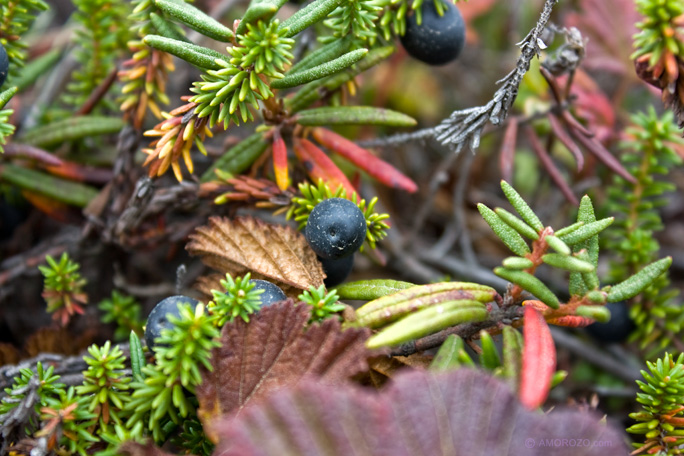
xmin=288 ymin=180 xmax=390 ymax=249
xmin=190 ymin=19 xmax=294 ymax=127
xmin=603 ymin=108 xmax=683 ymax=354
xmin=125 ymin=302 xmax=220 ymax=442
xmin=0 ymin=86 xmax=17 ymax=153
xmin=39 ymin=252 xmax=89 ymax=325
xmin=0 ymin=363 xmax=99 ymax=455
xmin=208 ymin=272 xmax=264 ymax=326
xmin=632 ymin=0 xmax=684 ymax=65
xmin=479 ymin=181 xmax=671 ymax=316
xmin=299 ymin=285 xmax=345 ymax=323
xmin=98 ymin=290 xmax=144 ymax=341
xmin=61 ymin=0 xmax=131 ymax=110
xmin=0 ymin=0 xmax=48 ymax=83
xmin=628 ymin=353 xmax=684 ymax=455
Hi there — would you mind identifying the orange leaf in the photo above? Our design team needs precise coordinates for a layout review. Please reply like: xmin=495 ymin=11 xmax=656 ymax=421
xmin=293 ymin=137 xmax=356 ymax=195
xmin=311 ymin=127 xmax=418 ymax=193
xmin=272 ymin=130 xmax=289 ymax=191
xmin=520 ymin=306 xmax=556 ymax=409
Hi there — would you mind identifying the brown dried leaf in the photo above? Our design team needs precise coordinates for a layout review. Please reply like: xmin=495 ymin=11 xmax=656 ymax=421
xmin=186 ymin=216 xmax=325 ymax=291
xmin=197 ymin=300 xmax=372 ymax=442
xmin=213 ymin=369 xmax=629 ymax=456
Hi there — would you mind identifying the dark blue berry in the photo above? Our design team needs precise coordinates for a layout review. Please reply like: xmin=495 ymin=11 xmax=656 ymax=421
xmin=400 ymin=0 xmax=466 ymax=66
xmin=320 ymin=254 xmax=354 ymax=287
xmin=250 ymin=279 xmax=287 ymax=307
xmin=144 ymin=295 xmax=198 ymax=349
xmin=0 ymin=43 xmax=8 ymax=87
xmin=305 ymin=198 xmax=366 ymax=260
xmin=585 ymin=302 xmax=634 ymax=344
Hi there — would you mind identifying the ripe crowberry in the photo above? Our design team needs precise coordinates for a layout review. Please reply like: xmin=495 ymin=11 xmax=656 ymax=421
xmin=320 ymin=254 xmax=354 ymax=287
xmin=400 ymin=0 xmax=466 ymax=66
xmin=144 ymin=295 xmax=198 ymax=349
xmin=305 ymin=198 xmax=366 ymax=260
xmin=585 ymin=302 xmax=634 ymax=343
xmin=0 ymin=44 xmax=8 ymax=87
xmin=250 ymin=279 xmax=287 ymax=307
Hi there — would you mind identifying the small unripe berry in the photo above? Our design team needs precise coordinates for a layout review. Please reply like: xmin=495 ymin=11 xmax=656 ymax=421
xmin=400 ymin=0 xmax=466 ymax=66
xmin=320 ymin=254 xmax=354 ymax=287
xmin=250 ymin=279 xmax=287 ymax=307
xmin=585 ymin=302 xmax=634 ymax=343
xmin=0 ymin=44 xmax=7 ymax=87
xmin=144 ymin=295 xmax=198 ymax=350
xmin=305 ymin=198 xmax=366 ymax=260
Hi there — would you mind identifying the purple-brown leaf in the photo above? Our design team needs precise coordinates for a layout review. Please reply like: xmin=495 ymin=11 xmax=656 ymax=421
xmin=212 ymin=368 xmax=628 ymax=456
xmin=197 ymin=300 xmax=372 ymax=442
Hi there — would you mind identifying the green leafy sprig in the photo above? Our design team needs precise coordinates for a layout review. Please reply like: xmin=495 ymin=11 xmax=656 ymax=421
xmin=0 ymin=0 xmax=48 ymax=82
xmin=478 ymin=181 xmax=672 ymax=322
xmin=604 ymin=108 xmax=683 ymax=354
xmin=288 ymin=180 xmax=390 ymax=249
xmin=208 ymin=272 xmax=264 ymax=326
xmin=628 ymin=353 xmax=684 ymax=455
xmin=38 ymin=387 xmax=98 ymax=455
xmin=299 ymin=285 xmax=345 ymax=323
xmin=0 ymin=86 xmax=17 ymax=152
xmin=189 ymin=19 xmax=294 ymax=128
xmin=322 ymin=0 xmax=381 ymax=44
xmin=39 ymin=252 xmax=88 ymax=326
xmin=632 ymin=0 xmax=684 ymax=66
xmin=99 ymin=290 xmax=144 ymax=341
xmin=76 ymin=341 xmax=131 ymax=428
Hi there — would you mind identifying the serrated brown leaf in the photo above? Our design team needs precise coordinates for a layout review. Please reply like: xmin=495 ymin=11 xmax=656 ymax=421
xmin=213 ymin=369 xmax=628 ymax=456
xmin=197 ymin=300 xmax=371 ymax=442
xmin=186 ymin=216 xmax=325 ymax=291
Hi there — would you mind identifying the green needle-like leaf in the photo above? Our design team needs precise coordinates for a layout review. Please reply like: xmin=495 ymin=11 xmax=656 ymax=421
xmin=542 ymin=254 xmax=595 ymax=273
xmin=336 ymin=279 xmax=415 ymax=300
xmin=279 ymin=0 xmax=345 ymax=37
xmin=557 ymin=217 xmax=614 ymax=245
xmin=0 ymin=86 xmax=18 ymax=109
xmin=479 ymin=330 xmax=502 ymax=370
xmin=144 ymin=35 xmax=225 ymax=70
xmin=150 ymin=12 xmax=189 ymax=42
xmin=500 ymin=180 xmax=544 ymax=232
xmin=129 ymin=331 xmax=146 ymax=383
xmin=19 ymin=116 xmax=125 ymax=147
xmin=494 ymin=208 xmax=540 ymax=240
xmin=237 ymin=0 xmax=288 ymax=34
xmin=494 ymin=267 xmax=560 ymax=309
xmin=296 ymin=106 xmax=416 ymax=127
xmin=0 ymin=163 xmax=98 ymax=207
xmin=430 ymin=335 xmax=469 ymax=371
xmin=287 ymin=36 xmax=352 ymax=75
xmin=544 ymin=235 xmax=571 ymax=256
xmin=202 ymin=131 xmax=267 ymax=182
xmin=502 ymin=257 xmax=534 ymax=270
xmin=155 ymin=0 xmax=234 ymax=41
xmin=605 ymin=257 xmax=673 ymax=302
xmin=576 ymin=305 xmax=611 ymax=323
xmin=478 ymin=203 xmax=530 ymax=257
xmin=271 ymin=49 xmax=368 ymax=89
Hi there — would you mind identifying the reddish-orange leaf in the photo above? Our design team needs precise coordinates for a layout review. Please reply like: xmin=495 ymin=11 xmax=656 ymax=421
xmin=311 ymin=127 xmax=418 ymax=193
xmin=272 ymin=130 xmax=289 ymax=191
xmin=45 ymin=161 xmax=113 ymax=185
xmin=520 ymin=305 xmax=556 ymax=409
xmin=547 ymin=315 xmax=595 ymax=327
xmin=293 ymin=137 xmax=356 ymax=195
xmin=499 ymin=117 xmax=518 ymax=182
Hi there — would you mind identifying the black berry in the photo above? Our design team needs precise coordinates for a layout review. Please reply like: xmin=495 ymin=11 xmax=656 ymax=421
xmin=0 ymin=43 xmax=8 ymax=87
xmin=250 ymin=279 xmax=287 ymax=307
xmin=144 ymin=295 xmax=198 ymax=349
xmin=585 ymin=302 xmax=635 ymax=344
xmin=305 ymin=198 xmax=366 ymax=260
xmin=320 ymin=254 xmax=354 ymax=287
xmin=400 ymin=0 xmax=466 ymax=66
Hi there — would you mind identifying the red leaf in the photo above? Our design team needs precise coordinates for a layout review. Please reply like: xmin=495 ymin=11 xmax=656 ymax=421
xmin=499 ymin=117 xmax=518 ymax=182
xmin=272 ymin=129 xmax=289 ymax=191
xmin=521 ymin=306 xmax=556 ymax=409
xmin=213 ymin=369 xmax=628 ymax=456
xmin=44 ymin=161 xmax=113 ymax=185
xmin=524 ymin=125 xmax=579 ymax=205
xmin=311 ymin=127 xmax=418 ymax=193
xmin=548 ymin=113 xmax=584 ymax=172
xmin=293 ymin=137 xmax=356 ymax=195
